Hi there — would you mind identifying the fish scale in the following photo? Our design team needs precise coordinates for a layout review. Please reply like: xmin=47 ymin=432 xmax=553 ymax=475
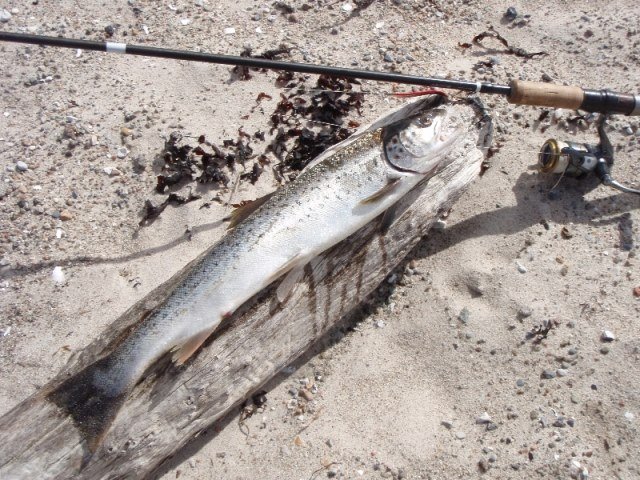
xmin=47 ymin=95 xmax=466 ymax=450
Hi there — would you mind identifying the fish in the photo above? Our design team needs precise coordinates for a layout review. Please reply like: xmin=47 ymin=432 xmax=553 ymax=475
xmin=47 ymin=94 xmax=467 ymax=452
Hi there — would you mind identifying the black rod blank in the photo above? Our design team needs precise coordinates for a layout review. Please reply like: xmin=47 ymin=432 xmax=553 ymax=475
xmin=1 ymin=31 xmax=639 ymax=115
xmin=0 ymin=31 xmax=511 ymax=95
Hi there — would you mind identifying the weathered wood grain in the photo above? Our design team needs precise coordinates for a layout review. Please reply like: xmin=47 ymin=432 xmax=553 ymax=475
xmin=0 ymin=101 xmax=490 ymax=480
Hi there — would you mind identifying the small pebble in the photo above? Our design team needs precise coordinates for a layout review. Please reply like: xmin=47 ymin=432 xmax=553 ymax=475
xmin=223 ymin=27 xmax=236 ymax=34
xmin=299 ymin=389 xmax=313 ymax=401
xmin=467 ymin=277 xmax=484 ymax=296
xmin=59 ymin=209 xmax=73 ymax=221
xmin=516 ymin=379 xmax=525 ymax=387
xmin=458 ymin=307 xmax=470 ymax=324
xmin=104 ymin=167 xmax=122 ymax=176
xmin=517 ymin=307 xmax=532 ymax=319
xmin=516 ymin=261 xmax=527 ymax=273
xmin=16 ymin=161 xmax=29 ymax=172
xmin=553 ymin=416 xmax=566 ymax=428
xmin=51 ymin=266 xmax=66 ymax=284
xmin=441 ymin=420 xmax=453 ymax=429
xmin=433 ymin=219 xmax=447 ymax=230
xmin=556 ymin=368 xmax=569 ymax=377
xmin=600 ymin=346 xmax=610 ymax=354
xmin=476 ymin=412 xmax=492 ymax=424
xmin=383 ymin=51 xmax=395 ymax=63
xmin=341 ymin=3 xmax=353 ymax=12
xmin=132 ymin=155 xmax=147 ymax=173
xmin=181 ymin=18 xmax=192 ymax=26
xmin=455 ymin=431 xmax=466 ymax=440
xmin=601 ymin=330 xmax=615 ymax=342
xmin=0 ymin=9 xmax=12 ymax=23
xmin=504 ymin=6 xmax=517 ymax=20
xmin=542 ymin=369 xmax=556 ymax=379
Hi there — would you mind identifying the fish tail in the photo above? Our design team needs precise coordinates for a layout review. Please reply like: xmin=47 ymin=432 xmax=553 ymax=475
xmin=46 ymin=355 xmax=131 ymax=455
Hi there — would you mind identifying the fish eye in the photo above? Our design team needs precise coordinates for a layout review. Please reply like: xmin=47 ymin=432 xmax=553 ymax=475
xmin=415 ymin=111 xmax=440 ymax=128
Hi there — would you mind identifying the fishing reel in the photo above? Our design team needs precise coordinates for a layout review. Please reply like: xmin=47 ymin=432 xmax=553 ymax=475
xmin=538 ymin=117 xmax=640 ymax=195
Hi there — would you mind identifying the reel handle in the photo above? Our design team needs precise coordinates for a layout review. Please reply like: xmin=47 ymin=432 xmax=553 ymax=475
xmin=508 ymin=80 xmax=640 ymax=115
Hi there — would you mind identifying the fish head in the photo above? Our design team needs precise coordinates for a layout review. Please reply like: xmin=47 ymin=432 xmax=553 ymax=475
xmin=383 ymin=103 xmax=461 ymax=174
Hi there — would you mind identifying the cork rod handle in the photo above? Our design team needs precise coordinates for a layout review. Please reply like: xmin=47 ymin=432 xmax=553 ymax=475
xmin=508 ymin=80 xmax=584 ymax=109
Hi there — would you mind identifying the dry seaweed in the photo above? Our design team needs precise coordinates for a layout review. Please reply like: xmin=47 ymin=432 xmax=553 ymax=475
xmin=139 ymin=192 xmax=201 ymax=227
xmin=526 ymin=319 xmax=559 ymax=344
xmin=232 ymin=45 xmax=293 ymax=80
xmin=144 ymin=74 xmax=364 ymax=224
xmin=155 ymin=132 xmax=194 ymax=193
xmin=240 ymin=163 xmax=264 ymax=184
xmin=290 ymin=79 xmax=361 ymax=170
xmin=460 ymin=26 xmax=546 ymax=59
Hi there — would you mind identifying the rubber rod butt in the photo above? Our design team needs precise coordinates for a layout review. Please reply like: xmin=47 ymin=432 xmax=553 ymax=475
xmin=580 ymin=89 xmax=639 ymax=115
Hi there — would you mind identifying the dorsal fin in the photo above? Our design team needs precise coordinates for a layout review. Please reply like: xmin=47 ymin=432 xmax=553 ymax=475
xmin=223 ymin=192 xmax=275 ymax=229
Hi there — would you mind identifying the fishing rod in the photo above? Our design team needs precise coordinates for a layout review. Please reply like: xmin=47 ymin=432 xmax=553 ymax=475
xmin=1 ymin=31 xmax=639 ymax=116
xmin=1 ymin=31 xmax=638 ymax=194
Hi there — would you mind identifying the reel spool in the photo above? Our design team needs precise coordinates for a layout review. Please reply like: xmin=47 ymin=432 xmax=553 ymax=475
xmin=538 ymin=138 xmax=640 ymax=195
xmin=538 ymin=139 xmax=599 ymax=177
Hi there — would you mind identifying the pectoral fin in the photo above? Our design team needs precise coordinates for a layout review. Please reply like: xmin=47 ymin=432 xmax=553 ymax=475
xmin=276 ymin=265 xmax=305 ymax=303
xmin=223 ymin=192 xmax=275 ymax=229
xmin=172 ymin=326 xmax=218 ymax=366
xmin=359 ymin=178 xmax=401 ymax=205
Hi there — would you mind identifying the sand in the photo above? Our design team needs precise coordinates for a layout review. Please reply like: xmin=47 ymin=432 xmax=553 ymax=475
xmin=0 ymin=0 xmax=639 ymax=478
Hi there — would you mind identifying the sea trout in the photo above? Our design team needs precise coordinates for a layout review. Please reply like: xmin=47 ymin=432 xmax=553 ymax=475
xmin=48 ymin=94 xmax=467 ymax=450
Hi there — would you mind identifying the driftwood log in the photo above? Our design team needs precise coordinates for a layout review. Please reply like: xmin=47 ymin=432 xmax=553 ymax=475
xmin=0 ymin=101 xmax=491 ymax=479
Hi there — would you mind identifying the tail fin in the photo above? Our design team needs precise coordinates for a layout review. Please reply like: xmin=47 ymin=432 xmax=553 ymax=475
xmin=47 ymin=356 xmax=131 ymax=454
